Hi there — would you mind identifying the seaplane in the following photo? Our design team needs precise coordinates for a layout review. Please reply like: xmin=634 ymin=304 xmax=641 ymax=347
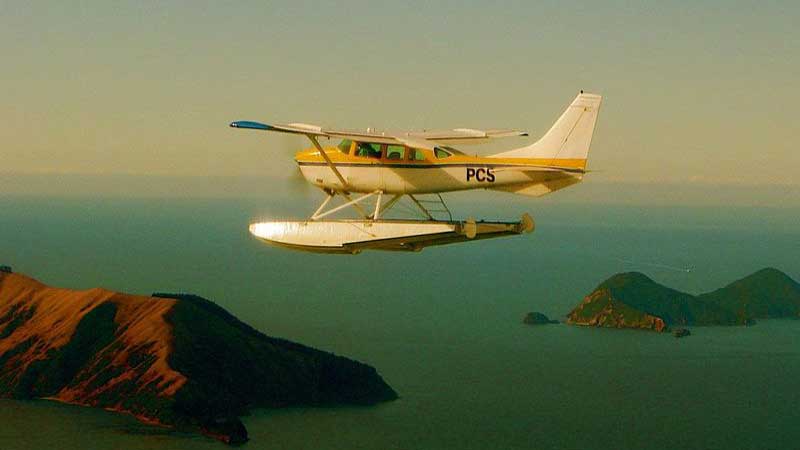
xmin=231 ymin=91 xmax=602 ymax=254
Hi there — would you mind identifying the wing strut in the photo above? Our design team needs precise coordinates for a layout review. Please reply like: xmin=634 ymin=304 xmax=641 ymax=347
xmin=307 ymin=135 xmax=349 ymax=190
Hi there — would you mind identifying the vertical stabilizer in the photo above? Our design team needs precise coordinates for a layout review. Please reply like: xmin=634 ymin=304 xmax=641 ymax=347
xmin=490 ymin=92 xmax=602 ymax=167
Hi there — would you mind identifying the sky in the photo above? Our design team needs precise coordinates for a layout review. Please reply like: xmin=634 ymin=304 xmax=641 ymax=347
xmin=1 ymin=0 xmax=798 ymax=190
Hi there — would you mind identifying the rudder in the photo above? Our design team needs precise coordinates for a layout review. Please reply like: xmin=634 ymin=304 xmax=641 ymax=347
xmin=491 ymin=92 xmax=602 ymax=165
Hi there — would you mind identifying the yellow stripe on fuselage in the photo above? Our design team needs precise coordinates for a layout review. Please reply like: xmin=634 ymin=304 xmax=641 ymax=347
xmin=294 ymin=147 xmax=587 ymax=170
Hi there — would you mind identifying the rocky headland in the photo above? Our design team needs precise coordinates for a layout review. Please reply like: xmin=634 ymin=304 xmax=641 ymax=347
xmin=0 ymin=270 xmax=397 ymax=444
xmin=566 ymin=268 xmax=800 ymax=332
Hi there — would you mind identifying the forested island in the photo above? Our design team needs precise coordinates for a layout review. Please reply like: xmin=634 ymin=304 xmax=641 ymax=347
xmin=566 ymin=268 xmax=800 ymax=331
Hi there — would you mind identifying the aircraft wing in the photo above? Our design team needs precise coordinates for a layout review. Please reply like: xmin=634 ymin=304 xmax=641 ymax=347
xmin=229 ymin=121 xmax=327 ymax=136
xmin=408 ymin=128 xmax=528 ymax=145
xmin=230 ymin=120 xmax=439 ymax=149
xmin=323 ymin=130 xmax=400 ymax=145
xmin=231 ymin=121 xmax=524 ymax=147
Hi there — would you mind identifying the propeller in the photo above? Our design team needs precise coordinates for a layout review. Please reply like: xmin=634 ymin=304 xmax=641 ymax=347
xmin=286 ymin=165 xmax=313 ymax=194
xmin=276 ymin=134 xmax=314 ymax=194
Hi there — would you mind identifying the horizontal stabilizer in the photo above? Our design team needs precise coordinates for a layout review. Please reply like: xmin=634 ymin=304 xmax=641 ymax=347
xmin=490 ymin=173 xmax=582 ymax=197
xmin=491 ymin=165 xmax=586 ymax=174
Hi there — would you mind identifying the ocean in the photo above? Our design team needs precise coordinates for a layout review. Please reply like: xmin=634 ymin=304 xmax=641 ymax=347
xmin=0 ymin=193 xmax=798 ymax=450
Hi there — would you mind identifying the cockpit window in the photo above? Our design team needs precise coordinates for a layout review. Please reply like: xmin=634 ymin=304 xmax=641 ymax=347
xmin=386 ymin=145 xmax=405 ymax=160
xmin=355 ymin=142 xmax=382 ymax=159
xmin=408 ymin=148 xmax=426 ymax=161
xmin=338 ymin=139 xmax=352 ymax=154
xmin=434 ymin=147 xmax=452 ymax=159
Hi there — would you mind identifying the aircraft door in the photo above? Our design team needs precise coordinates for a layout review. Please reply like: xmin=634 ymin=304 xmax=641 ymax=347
xmin=351 ymin=142 xmax=383 ymax=192
xmin=382 ymin=144 xmax=407 ymax=193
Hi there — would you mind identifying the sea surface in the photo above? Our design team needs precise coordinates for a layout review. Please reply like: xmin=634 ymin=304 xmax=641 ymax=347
xmin=0 ymin=192 xmax=798 ymax=450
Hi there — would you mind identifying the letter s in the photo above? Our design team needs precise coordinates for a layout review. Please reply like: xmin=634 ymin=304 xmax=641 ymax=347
xmin=487 ymin=168 xmax=496 ymax=183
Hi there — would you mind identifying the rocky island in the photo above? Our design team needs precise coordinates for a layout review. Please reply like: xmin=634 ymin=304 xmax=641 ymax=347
xmin=522 ymin=312 xmax=559 ymax=325
xmin=0 ymin=270 xmax=397 ymax=444
xmin=566 ymin=268 xmax=800 ymax=332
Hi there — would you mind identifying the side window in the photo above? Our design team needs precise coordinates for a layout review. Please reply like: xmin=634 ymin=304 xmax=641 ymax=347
xmin=407 ymin=148 xmax=426 ymax=161
xmin=355 ymin=142 xmax=383 ymax=159
xmin=434 ymin=147 xmax=451 ymax=159
xmin=337 ymin=139 xmax=352 ymax=154
xmin=386 ymin=145 xmax=405 ymax=160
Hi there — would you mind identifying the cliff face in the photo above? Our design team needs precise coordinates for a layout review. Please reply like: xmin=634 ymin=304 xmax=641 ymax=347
xmin=566 ymin=287 xmax=668 ymax=332
xmin=0 ymin=272 xmax=397 ymax=444
xmin=0 ymin=273 xmax=184 ymax=411
xmin=566 ymin=268 xmax=800 ymax=332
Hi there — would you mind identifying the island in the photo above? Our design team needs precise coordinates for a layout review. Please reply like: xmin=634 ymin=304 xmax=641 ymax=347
xmin=566 ymin=268 xmax=800 ymax=332
xmin=0 ymin=270 xmax=397 ymax=444
xmin=672 ymin=328 xmax=691 ymax=338
xmin=522 ymin=312 xmax=559 ymax=325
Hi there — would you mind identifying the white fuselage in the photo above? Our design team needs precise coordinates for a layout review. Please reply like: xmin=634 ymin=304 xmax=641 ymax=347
xmin=298 ymin=162 xmax=578 ymax=195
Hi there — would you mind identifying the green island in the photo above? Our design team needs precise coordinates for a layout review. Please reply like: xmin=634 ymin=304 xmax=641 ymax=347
xmin=566 ymin=268 xmax=800 ymax=332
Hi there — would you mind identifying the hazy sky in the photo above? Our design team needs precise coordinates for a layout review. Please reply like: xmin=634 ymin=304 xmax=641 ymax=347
xmin=2 ymin=1 xmax=798 ymax=185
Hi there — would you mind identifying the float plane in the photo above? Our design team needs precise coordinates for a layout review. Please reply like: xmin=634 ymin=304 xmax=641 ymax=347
xmin=231 ymin=92 xmax=602 ymax=254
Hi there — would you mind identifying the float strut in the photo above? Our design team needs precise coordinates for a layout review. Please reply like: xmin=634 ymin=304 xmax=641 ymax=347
xmin=312 ymin=191 xmax=379 ymax=220
xmin=372 ymin=191 xmax=383 ymax=220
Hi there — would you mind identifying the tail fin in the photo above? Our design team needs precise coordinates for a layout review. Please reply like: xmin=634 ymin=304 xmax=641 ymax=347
xmin=491 ymin=92 xmax=602 ymax=167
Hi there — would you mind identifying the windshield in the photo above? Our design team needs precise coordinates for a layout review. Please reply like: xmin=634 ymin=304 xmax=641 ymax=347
xmin=337 ymin=139 xmax=352 ymax=154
